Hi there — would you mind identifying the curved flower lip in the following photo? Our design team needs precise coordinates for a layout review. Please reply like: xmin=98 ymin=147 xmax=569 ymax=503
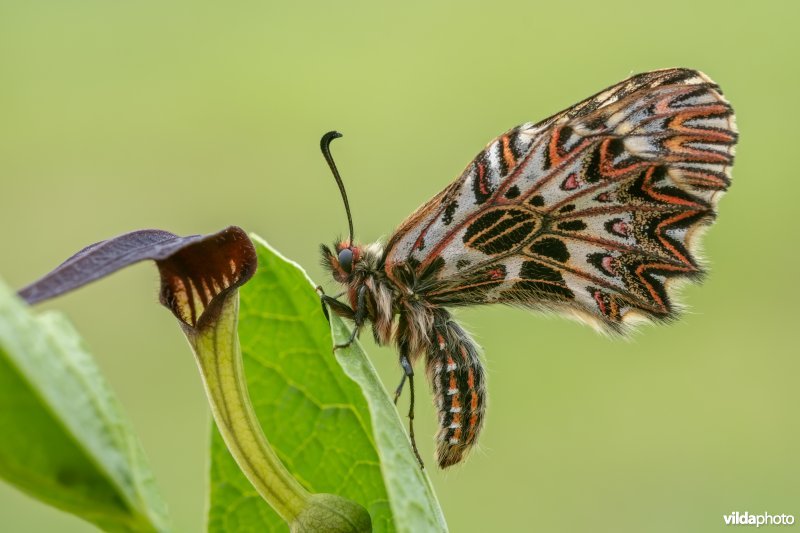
xmin=18 ymin=226 xmax=257 ymax=329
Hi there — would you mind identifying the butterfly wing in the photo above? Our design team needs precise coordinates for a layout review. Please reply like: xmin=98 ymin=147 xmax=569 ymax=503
xmin=384 ymin=68 xmax=737 ymax=332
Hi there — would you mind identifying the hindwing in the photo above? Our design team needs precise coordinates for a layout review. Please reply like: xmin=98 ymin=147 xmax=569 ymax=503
xmin=384 ymin=68 xmax=737 ymax=332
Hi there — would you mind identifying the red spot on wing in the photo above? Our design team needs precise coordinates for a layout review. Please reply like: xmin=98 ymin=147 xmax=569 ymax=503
xmin=601 ymin=255 xmax=618 ymax=275
xmin=562 ymin=173 xmax=579 ymax=190
xmin=593 ymin=290 xmax=607 ymax=315
xmin=487 ymin=268 xmax=504 ymax=280
xmin=611 ymin=220 xmax=629 ymax=237
xmin=477 ymin=161 xmax=490 ymax=195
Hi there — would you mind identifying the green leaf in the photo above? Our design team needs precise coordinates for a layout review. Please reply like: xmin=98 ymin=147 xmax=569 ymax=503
xmin=208 ymin=236 xmax=447 ymax=532
xmin=329 ymin=314 xmax=447 ymax=533
xmin=0 ymin=278 xmax=170 ymax=532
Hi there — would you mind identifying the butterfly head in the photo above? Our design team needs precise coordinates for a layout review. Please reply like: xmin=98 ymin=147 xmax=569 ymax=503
xmin=321 ymin=240 xmax=362 ymax=283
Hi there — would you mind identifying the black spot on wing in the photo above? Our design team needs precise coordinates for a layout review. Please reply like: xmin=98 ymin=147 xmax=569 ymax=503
xmin=584 ymin=142 xmax=603 ymax=183
xmin=443 ymin=201 xmax=458 ymax=225
xmin=504 ymin=185 xmax=520 ymax=199
xmin=529 ymin=195 xmax=545 ymax=207
xmin=557 ymin=220 xmax=587 ymax=231
xmin=542 ymin=138 xmax=552 ymax=170
xmin=608 ymin=138 xmax=625 ymax=159
xmin=530 ymin=238 xmax=570 ymax=262
xmin=512 ymin=260 xmax=574 ymax=299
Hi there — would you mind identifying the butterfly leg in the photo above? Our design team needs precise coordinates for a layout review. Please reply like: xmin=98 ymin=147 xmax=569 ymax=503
xmin=392 ymin=373 xmax=407 ymax=405
xmin=334 ymin=285 xmax=367 ymax=351
xmin=399 ymin=349 xmax=424 ymax=469
xmin=316 ymin=286 xmax=331 ymax=322
xmin=316 ymin=286 xmax=354 ymax=323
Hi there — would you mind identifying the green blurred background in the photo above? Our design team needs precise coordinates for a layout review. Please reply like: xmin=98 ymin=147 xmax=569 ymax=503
xmin=1 ymin=1 xmax=797 ymax=531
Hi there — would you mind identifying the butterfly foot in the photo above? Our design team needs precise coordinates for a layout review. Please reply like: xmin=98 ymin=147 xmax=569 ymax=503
xmin=333 ymin=341 xmax=353 ymax=352
xmin=316 ymin=287 xmax=331 ymax=322
xmin=393 ymin=373 xmax=407 ymax=405
xmin=333 ymin=325 xmax=359 ymax=352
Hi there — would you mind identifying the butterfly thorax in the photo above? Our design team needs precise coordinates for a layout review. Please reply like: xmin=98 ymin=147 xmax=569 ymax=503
xmin=321 ymin=239 xmax=437 ymax=357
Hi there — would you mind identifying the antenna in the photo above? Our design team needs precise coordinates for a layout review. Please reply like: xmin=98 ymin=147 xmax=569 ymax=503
xmin=320 ymin=131 xmax=354 ymax=246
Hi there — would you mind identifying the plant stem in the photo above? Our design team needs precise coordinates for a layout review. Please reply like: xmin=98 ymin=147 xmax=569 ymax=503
xmin=184 ymin=292 xmax=309 ymax=523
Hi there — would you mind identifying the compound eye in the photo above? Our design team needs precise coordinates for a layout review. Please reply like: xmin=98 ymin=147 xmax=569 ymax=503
xmin=337 ymin=248 xmax=354 ymax=274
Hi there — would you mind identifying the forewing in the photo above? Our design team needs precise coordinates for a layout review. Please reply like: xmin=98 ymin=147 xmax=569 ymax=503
xmin=384 ymin=68 xmax=737 ymax=332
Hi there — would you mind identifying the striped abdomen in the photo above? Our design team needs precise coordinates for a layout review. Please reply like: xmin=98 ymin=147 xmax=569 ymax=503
xmin=426 ymin=309 xmax=486 ymax=468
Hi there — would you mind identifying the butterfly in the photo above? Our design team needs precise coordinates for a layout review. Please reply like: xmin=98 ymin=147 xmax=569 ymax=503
xmin=319 ymin=68 xmax=737 ymax=468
